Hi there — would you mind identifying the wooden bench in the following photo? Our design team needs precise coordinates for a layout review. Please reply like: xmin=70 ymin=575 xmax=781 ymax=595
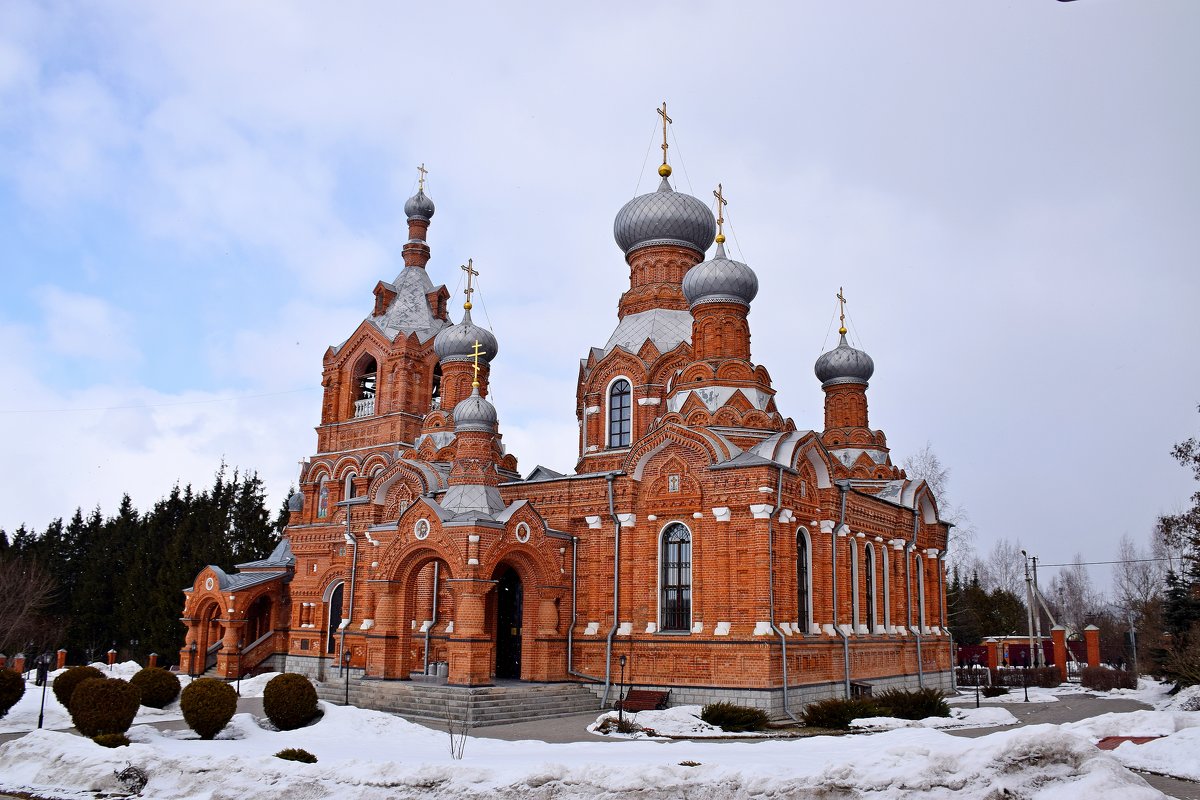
xmin=615 ymin=689 xmax=670 ymax=712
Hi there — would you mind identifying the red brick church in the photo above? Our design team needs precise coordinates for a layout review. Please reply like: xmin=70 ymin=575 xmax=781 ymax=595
xmin=180 ymin=117 xmax=953 ymax=715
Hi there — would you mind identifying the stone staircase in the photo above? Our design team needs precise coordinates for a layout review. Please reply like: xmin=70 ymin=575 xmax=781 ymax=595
xmin=313 ymin=678 xmax=604 ymax=728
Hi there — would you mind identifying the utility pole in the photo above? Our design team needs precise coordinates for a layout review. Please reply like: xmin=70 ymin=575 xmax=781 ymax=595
xmin=1031 ymin=556 xmax=1044 ymax=667
xmin=1021 ymin=550 xmax=1036 ymax=672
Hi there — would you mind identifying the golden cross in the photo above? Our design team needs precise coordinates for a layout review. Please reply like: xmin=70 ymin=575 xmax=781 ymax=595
xmin=417 ymin=163 xmax=428 ymax=192
xmin=713 ymin=183 xmax=727 ymax=242
xmin=461 ymin=258 xmax=479 ymax=310
xmin=657 ymin=101 xmax=672 ymax=167
xmin=837 ymin=287 xmax=848 ymax=335
xmin=470 ymin=339 xmax=486 ymax=388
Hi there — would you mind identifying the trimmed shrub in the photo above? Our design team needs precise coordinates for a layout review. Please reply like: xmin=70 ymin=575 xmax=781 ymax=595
xmin=180 ymin=677 xmax=237 ymax=740
xmin=275 ymin=747 xmax=317 ymax=763
xmin=130 ymin=667 xmax=181 ymax=709
xmin=93 ymin=733 xmax=131 ymax=748
xmin=262 ymin=673 xmax=319 ymax=731
xmin=52 ymin=665 xmax=104 ymax=708
xmin=0 ymin=669 xmax=25 ymax=719
xmin=1081 ymin=667 xmax=1138 ymax=692
xmin=800 ymin=697 xmax=882 ymax=730
xmin=982 ymin=685 xmax=1010 ymax=698
xmin=874 ymin=688 xmax=950 ymax=720
xmin=69 ymin=678 xmax=141 ymax=737
xmin=700 ymin=701 xmax=771 ymax=732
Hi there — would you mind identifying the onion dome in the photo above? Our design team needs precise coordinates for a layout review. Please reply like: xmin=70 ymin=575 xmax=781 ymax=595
xmin=613 ymin=177 xmax=716 ymax=257
xmin=404 ymin=188 xmax=435 ymax=221
xmin=453 ymin=389 xmax=498 ymax=433
xmin=433 ymin=308 xmax=499 ymax=363
xmin=287 ymin=491 xmax=304 ymax=513
xmin=682 ymin=242 xmax=759 ymax=307
xmin=814 ymin=334 xmax=875 ymax=387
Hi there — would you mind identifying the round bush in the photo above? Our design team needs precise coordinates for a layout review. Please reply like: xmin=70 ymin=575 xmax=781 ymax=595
xmin=700 ymin=701 xmax=771 ymax=732
xmin=873 ymin=687 xmax=950 ymax=720
xmin=180 ymin=677 xmax=237 ymax=740
xmin=263 ymin=673 xmax=319 ymax=731
xmin=69 ymin=677 xmax=141 ymax=737
xmin=130 ymin=667 xmax=180 ymax=709
xmin=799 ymin=697 xmax=883 ymax=730
xmin=0 ymin=669 xmax=26 ymax=719
xmin=93 ymin=733 xmax=131 ymax=748
xmin=52 ymin=665 xmax=104 ymax=708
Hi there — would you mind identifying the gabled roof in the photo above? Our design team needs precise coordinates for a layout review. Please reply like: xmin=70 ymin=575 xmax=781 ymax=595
xmin=235 ymin=538 xmax=294 ymax=570
xmin=370 ymin=266 xmax=449 ymax=343
xmin=602 ymin=308 xmax=692 ymax=356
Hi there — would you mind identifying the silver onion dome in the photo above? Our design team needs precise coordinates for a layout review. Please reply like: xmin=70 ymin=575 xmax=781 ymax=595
xmin=453 ymin=389 xmax=498 ymax=433
xmin=682 ymin=242 xmax=759 ymax=307
xmin=433 ymin=308 xmax=499 ymax=364
xmin=613 ymin=177 xmax=716 ymax=257
xmin=404 ymin=189 xmax=435 ymax=221
xmin=814 ymin=334 xmax=875 ymax=387
xmin=287 ymin=491 xmax=304 ymax=513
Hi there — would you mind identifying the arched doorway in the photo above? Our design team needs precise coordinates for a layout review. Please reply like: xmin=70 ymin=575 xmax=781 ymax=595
xmin=326 ymin=582 xmax=344 ymax=655
xmin=494 ymin=567 xmax=522 ymax=679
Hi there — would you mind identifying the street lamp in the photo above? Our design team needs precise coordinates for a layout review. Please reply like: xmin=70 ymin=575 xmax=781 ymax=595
xmin=36 ymin=653 xmax=50 ymax=729
xmin=343 ymin=650 xmax=353 ymax=706
xmin=1020 ymin=650 xmax=1029 ymax=703
xmin=188 ymin=643 xmax=197 ymax=679
xmin=236 ymin=640 xmax=244 ymax=697
xmin=618 ymin=655 xmax=627 ymax=725
xmin=972 ymin=655 xmax=980 ymax=708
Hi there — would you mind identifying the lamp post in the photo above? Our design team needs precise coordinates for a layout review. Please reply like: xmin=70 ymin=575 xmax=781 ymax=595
xmin=1020 ymin=650 xmax=1029 ymax=703
xmin=618 ymin=654 xmax=627 ymax=725
xmin=189 ymin=643 xmax=197 ymax=679
xmin=236 ymin=639 xmax=244 ymax=697
xmin=343 ymin=650 xmax=352 ymax=706
xmin=36 ymin=653 xmax=50 ymax=729
xmin=972 ymin=655 xmax=980 ymax=708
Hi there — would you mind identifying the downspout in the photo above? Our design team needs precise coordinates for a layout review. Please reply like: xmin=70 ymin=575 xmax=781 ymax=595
xmin=336 ymin=496 xmax=368 ymax=677
xmin=566 ymin=534 xmax=603 ymax=682
xmin=766 ymin=467 xmax=798 ymax=721
xmin=909 ymin=503 xmax=924 ymax=688
xmin=601 ymin=472 xmax=621 ymax=708
xmin=834 ymin=480 xmax=851 ymax=698
xmin=422 ymin=561 xmax=440 ymax=675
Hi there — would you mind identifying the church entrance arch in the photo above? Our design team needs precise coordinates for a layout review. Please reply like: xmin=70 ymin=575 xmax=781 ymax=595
xmin=325 ymin=582 xmax=344 ymax=655
xmin=494 ymin=566 xmax=523 ymax=680
xmin=197 ymin=601 xmax=223 ymax=673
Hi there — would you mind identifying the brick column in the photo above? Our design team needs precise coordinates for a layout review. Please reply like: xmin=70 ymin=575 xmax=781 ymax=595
xmin=983 ymin=638 xmax=998 ymax=670
xmin=106 ymin=649 xmax=117 ymax=667
xmin=1083 ymin=624 xmax=1101 ymax=667
xmin=56 ymin=649 xmax=68 ymax=669
xmin=446 ymin=579 xmax=495 ymax=686
xmin=12 ymin=654 xmax=25 ymax=674
xmin=1051 ymin=626 xmax=1068 ymax=678
xmin=148 ymin=653 xmax=159 ymax=669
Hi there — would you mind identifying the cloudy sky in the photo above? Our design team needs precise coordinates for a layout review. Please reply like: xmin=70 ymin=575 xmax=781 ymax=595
xmin=1 ymin=2 xmax=1197 ymax=588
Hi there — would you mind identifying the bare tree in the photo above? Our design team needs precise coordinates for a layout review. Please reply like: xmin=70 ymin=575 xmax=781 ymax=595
xmin=1049 ymin=554 xmax=1105 ymax=637
xmin=1112 ymin=532 xmax=1164 ymax=623
xmin=0 ymin=557 xmax=59 ymax=656
xmin=971 ymin=538 xmax=1025 ymax=597
xmin=903 ymin=442 xmax=977 ymax=562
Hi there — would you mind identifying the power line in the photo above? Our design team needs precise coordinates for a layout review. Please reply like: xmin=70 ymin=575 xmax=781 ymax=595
xmin=0 ymin=386 xmax=320 ymax=415
xmin=1037 ymin=557 xmax=1176 ymax=568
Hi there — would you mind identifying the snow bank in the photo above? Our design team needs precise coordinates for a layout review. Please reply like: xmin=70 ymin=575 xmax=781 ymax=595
xmin=853 ymin=706 xmax=1018 ymax=731
xmin=0 ymin=700 xmax=1167 ymax=799
xmin=0 ymin=670 xmax=193 ymax=734
xmin=949 ymin=687 xmax=1059 ymax=704
xmin=589 ymin=705 xmax=770 ymax=738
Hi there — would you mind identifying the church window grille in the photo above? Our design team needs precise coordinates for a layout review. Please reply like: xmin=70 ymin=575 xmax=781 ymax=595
xmin=865 ymin=543 xmax=877 ymax=633
xmin=797 ymin=528 xmax=812 ymax=633
xmin=660 ymin=522 xmax=691 ymax=632
xmin=608 ymin=378 xmax=632 ymax=448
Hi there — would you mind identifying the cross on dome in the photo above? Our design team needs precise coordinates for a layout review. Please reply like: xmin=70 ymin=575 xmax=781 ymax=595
xmin=657 ymin=101 xmax=673 ymax=177
xmin=461 ymin=259 xmax=479 ymax=310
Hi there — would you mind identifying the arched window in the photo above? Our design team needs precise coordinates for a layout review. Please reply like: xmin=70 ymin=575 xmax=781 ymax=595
xmin=882 ymin=546 xmax=892 ymax=631
xmin=865 ymin=543 xmax=877 ymax=633
xmin=608 ymin=378 xmax=632 ymax=448
xmin=354 ymin=355 xmax=377 ymax=418
xmin=917 ymin=556 xmax=927 ymax=632
xmin=660 ymin=523 xmax=691 ymax=631
xmin=431 ymin=363 xmax=442 ymax=410
xmin=796 ymin=528 xmax=812 ymax=634
xmin=850 ymin=541 xmax=861 ymax=631
xmin=345 ymin=472 xmax=357 ymax=499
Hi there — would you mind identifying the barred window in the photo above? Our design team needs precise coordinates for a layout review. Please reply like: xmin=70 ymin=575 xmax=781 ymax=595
xmin=660 ymin=523 xmax=691 ymax=632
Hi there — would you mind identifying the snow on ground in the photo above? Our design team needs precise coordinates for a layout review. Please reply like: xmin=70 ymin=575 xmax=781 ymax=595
xmin=588 ymin=705 xmax=771 ymax=738
xmin=949 ymin=687 xmax=1060 ymax=704
xmin=0 ymin=663 xmax=289 ymax=734
xmin=852 ymin=706 xmax=1018 ymax=731
xmin=0 ymin=700 xmax=1172 ymax=799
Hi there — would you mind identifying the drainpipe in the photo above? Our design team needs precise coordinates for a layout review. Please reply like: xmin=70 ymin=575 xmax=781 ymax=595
xmin=766 ymin=467 xmax=799 ymax=721
xmin=422 ymin=561 xmax=440 ymax=675
xmin=601 ymin=472 xmax=622 ymax=708
xmin=909 ymin=503 xmax=924 ymax=688
xmin=567 ymin=534 xmax=604 ymax=683
xmin=834 ymin=480 xmax=851 ymax=699
xmin=336 ymin=496 xmax=368 ymax=678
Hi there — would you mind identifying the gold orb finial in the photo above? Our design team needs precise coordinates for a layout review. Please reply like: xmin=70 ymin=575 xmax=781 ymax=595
xmin=839 ymin=326 xmax=847 ymax=336
xmin=716 ymin=233 xmax=726 ymax=244
xmin=658 ymin=163 xmax=672 ymax=178
xmin=464 ymin=300 xmax=473 ymax=311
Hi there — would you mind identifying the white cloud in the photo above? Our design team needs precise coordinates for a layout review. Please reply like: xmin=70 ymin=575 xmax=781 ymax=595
xmin=35 ymin=286 xmax=139 ymax=364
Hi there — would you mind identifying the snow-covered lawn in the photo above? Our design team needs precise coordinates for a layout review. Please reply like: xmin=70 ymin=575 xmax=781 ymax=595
xmin=852 ymin=706 xmax=1019 ymax=731
xmin=1 ymin=669 xmax=1196 ymax=798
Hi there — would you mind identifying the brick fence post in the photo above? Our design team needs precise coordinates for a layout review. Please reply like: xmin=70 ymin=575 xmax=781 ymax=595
xmin=1051 ymin=625 xmax=1068 ymax=679
xmin=1083 ymin=625 xmax=1101 ymax=667
xmin=56 ymin=649 xmax=68 ymax=669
